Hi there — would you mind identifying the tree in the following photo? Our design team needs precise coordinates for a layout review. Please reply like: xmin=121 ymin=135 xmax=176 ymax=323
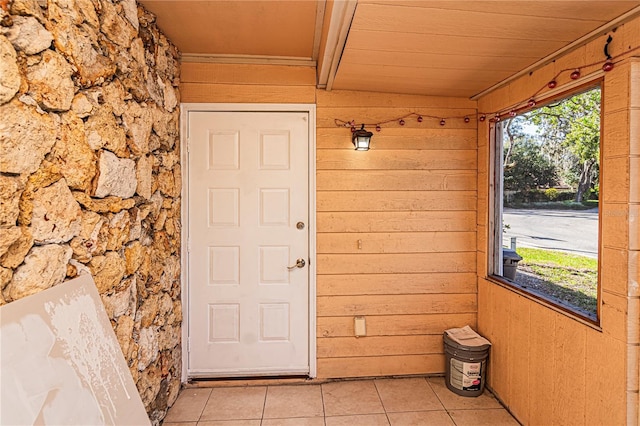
xmin=524 ymin=88 xmax=601 ymax=202
xmin=503 ymin=138 xmax=558 ymax=191
xmin=503 ymin=115 xmax=526 ymax=168
xmin=502 ymin=115 xmax=558 ymax=193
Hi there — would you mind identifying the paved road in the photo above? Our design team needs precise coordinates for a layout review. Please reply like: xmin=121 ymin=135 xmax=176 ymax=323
xmin=503 ymin=208 xmax=599 ymax=258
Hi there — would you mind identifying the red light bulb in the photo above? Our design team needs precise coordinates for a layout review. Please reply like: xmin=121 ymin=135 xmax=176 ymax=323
xmin=548 ymin=80 xmax=557 ymax=89
xmin=399 ymin=119 xmax=405 ymax=126
xmin=417 ymin=116 xmax=423 ymax=122
xmin=376 ymin=125 xmax=381 ymax=132
xmin=528 ymin=99 xmax=536 ymax=107
xmin=439 ymin=119 xmax=446 ymax=126
xmin=570 ymin=69 xmax=581 ymax=80
xmin=602 ymin=61 xmax=614 ymax=72
xmin=479 ymin=115 xmax=486 ymax=122
xmin=464 ymin=116 xmax=470 ymax=123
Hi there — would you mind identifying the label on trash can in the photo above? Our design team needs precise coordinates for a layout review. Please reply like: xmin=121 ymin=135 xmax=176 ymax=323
xmin=450 ymin=358 xmax=482 ymax=391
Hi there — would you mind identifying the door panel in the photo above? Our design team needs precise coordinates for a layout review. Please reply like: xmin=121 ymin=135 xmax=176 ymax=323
xmin=188 ymin=111 xmax=309 ymax=376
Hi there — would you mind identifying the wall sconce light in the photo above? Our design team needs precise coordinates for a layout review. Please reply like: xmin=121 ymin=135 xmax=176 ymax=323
xmin=352 ymin=124 xmax=373 ymax=151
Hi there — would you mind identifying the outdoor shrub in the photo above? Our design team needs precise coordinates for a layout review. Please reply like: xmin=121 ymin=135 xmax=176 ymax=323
xmin=544 ymin=188 xmax=559 ymax=201
xmin=522 ymin=189 xmax=547 ymax=203
xmin=557 ymin=191 xmax=577 ymax=201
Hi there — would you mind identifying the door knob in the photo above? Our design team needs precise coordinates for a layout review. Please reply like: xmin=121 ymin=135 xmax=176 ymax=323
xmin=287 ymin=258 xmax=306 ymax=270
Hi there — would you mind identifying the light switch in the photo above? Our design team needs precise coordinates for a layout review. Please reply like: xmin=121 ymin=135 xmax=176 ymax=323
xmin=354 ymin=316 xmax=366 ymax=337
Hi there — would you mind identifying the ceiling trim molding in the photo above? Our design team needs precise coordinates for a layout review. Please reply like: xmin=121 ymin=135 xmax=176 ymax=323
xmin=181 ymin=54 xmax=316 ymax=67
xmin=317 ymin=0 xmax=358 ymax=90
xmin=471 ymin=5 xmax=640 ymax=100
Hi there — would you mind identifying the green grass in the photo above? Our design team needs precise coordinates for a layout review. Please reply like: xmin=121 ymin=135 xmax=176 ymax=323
xmin=515 ymin=247 xmax=598 ymax=315
xmin=517 ymin=247 xmax=597 ymax=270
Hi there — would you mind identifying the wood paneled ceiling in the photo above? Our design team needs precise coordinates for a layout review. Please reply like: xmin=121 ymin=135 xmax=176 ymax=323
xmin=140 ymin=0 xmax=640 ymax=98
xmin=140 ymin=1 xmax=320 ymax=59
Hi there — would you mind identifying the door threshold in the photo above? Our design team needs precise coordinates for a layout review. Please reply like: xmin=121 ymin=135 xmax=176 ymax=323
xmin=185 ymin=375 xmax=328 ymax=388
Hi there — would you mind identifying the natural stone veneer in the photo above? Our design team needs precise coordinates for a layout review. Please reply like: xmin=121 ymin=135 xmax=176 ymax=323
xmin=0 ymin=0 xmax=181 ymax=423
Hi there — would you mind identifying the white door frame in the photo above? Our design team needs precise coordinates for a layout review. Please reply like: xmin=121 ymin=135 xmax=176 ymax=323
xmin=179 ymin=103 xmax=317 ymax=381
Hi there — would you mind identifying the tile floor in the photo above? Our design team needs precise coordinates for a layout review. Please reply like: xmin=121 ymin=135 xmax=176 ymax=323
xmin=163 ymin=376 xmax=520 ymax=426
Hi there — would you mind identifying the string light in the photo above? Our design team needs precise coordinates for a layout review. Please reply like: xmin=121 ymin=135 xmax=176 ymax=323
xmin=334 ymin=111 xmax=478 ymax=131
xmin=570 ymin=69 xmax=581 ymax=80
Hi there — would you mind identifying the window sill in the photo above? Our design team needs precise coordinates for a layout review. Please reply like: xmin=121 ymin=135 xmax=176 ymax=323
xmin=485 ymin=274 xmax=601 ymax=331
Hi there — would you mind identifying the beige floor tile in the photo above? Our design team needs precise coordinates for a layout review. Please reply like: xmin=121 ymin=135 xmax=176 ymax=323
xmin=387 ymin=410 xmax=455 ymax=426
xmin=263 ymin=385 xmax=324 ymax=419
xmin=164 ymin=389 xmax=212 ymax=422
xmin=200 ymin=386 xmax=266 ymax=421
xmin=325 ymin=414 xmax=390 ymax=426
xmin=261 ymin=417 xmax=326 ymax=426
xmin=448 ymin=409 xmax=520 ymax=426
xmin=164 ymin=378 xmax=519 ymax=426
xmin=322 ymin=380 xmax=385 ymax=416
xmin=375 ymin=377 xmax=444 ymax=412
xmin=427 ymin=377 xmax=502 ymax=410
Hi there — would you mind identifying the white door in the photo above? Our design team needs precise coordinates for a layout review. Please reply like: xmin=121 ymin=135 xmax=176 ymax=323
xmin=187 ymin=111 xmax=310 ymax=377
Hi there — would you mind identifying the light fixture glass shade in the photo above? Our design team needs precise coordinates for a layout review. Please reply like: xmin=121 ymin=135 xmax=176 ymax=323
xmin=352 ymin=125 xmax=373 ymax=151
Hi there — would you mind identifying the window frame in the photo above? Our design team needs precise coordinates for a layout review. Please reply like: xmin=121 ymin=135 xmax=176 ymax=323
xmin=487 ymin=81 xmax=603 ymax=325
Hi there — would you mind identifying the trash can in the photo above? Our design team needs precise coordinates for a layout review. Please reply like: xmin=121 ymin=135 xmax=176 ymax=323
xmin=502 ymin=248 xmax=522 ymax=280
xmin=443 ymin=326 xmax=491 ymax=397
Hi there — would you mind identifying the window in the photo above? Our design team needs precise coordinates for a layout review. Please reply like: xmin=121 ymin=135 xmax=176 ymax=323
xmin=490 ymin=85 xmax=601 ymax=321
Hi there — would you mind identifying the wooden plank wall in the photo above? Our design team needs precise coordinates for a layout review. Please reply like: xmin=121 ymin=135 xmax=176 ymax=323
xmin=476 ymin=16 xmax=640 ymax=426
xmin=180 ymin=62 xmax=316 ymax=103
xmin=179 ymin=62 xmax=481 ymax=379
xmin=315 ymin=90 xmax=478 ymax=378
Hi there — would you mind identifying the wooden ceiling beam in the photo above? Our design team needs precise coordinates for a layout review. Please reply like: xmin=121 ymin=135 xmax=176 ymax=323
xmin=317 ymin=0 xmax=358 ymax=90
xmin=313 ymin=1 xmax=327 ymax=62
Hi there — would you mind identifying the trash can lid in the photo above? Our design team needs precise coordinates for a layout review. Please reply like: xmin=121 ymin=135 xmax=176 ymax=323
xmin=502 ymin=248 xmax=522 ymax=261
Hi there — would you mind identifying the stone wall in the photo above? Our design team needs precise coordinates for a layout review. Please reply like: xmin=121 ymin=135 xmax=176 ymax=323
xmin=0 ymin=0 xmax=181 ymax=422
